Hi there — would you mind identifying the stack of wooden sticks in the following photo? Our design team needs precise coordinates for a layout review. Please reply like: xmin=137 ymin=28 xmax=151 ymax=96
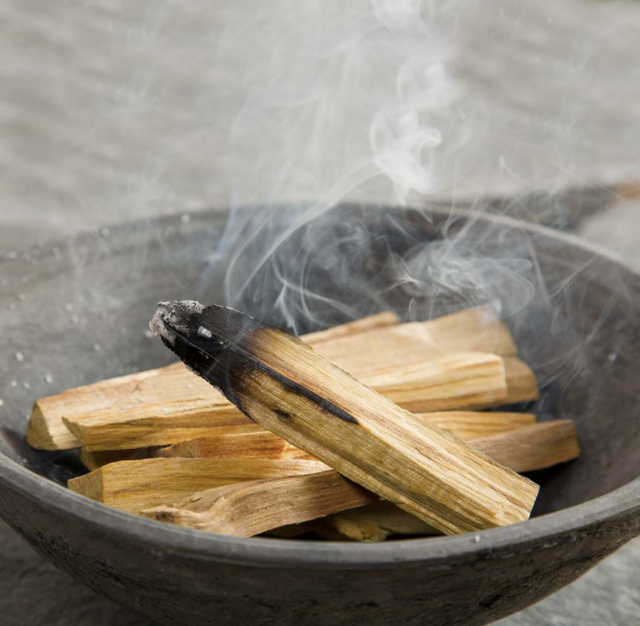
xmin=26 ymin=306 xmax=579 ymax=540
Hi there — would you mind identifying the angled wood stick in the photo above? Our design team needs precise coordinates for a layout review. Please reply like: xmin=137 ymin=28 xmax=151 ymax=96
xmin=300 ymin=311 xmax=400 ymax=344
xmin=317 ymin=501 xmax=439 ymax=542
xmin=362 ymin=353 xmax=507 ymax=412
xmin=27 ymin=311 xmax=400 ymax=450
xmin=63 ymin=403 xmax=258 ymax=452
xmin=315 ymin=305 xmax=517 ymax=373
xmin=62 ymin=352 xmax=513 ymax=451
xmin=317 ymin=420 xmax=580 ymax=541
xmin=503 ymin=357 xmax=540 ymax=404
xmin=67 ymin=458 xmax=327 ymax=514
xmin=422 ymin=411 xmax=536 ymax=441
xmin=471 ymin=420 xmax=580 ymax=473
xmin=144 ymin=420 xmax=577 ymax=537
xmin=150 ymin=301 xmax=538 ymax=535
xmin=157 ymin=412 xmax=537 ymax=461
xmin=142 ymin=470 xmax=378 ymax=535
xmin=156 ymin=431 xmax=314 ymax=461
xmin=28 ymin=306 xmax=518 ymax=451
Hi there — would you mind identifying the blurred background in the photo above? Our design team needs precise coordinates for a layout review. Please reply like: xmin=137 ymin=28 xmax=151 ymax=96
xmin=1 ymin=0 xmax=639 ymax=623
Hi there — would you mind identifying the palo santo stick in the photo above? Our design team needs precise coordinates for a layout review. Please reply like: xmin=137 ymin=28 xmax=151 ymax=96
xmin=158 ymin=412 xmax=537 ymax=460
xmin=142 ymin=470 xmax=378 ymax=535
xmin=423 ymin=411 xmax=536 ymax=441
xmin=472 ymin=420 xmax=580 ymax=473
xmin=64 ymin=404 xmax=258 ymax=452
xmin=362 ymin=353 xmax=508 ymax=412
xmin=157 ymin=431 xmax=314 ymax=461
xmin=316 ymin=306 xmax=517 ymax=374
xmin=146 ymin=419 xmax=577 ymax=538
xmin=28 ymin=306 xmax=515 ymax=451
xmin=68 ymin=458 xmax=327 ymax=514
xmin=62 ymin=353 xmax=510 ymax=451
xmin=320 ymin=420 xmax=580 ymax=541
xmin=317 ymin=501 xmax=439 ymax=542
xmin=150 ymin=301 xmax=539 ymax=535
xmin=27 ymin=311 xmax=400 ymax=450
xmin=301 ymin=311 xmax=400 ymax=344
xmin=503 ymin=357 xmax=540 ymax=405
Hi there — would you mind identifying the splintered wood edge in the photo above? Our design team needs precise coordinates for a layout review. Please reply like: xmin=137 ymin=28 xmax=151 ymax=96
xmin=141 ymin=471 xmax=378 ymax=536
xmin=68 ymin=468 xmax=104 ymax=502
xmin=503 ymin=358 xmax=540 ymax=403
xmin=26 ymin=401 xmax=81 ymax=450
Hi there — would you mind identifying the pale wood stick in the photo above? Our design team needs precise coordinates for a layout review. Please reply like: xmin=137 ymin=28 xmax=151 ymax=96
xmin=62 ymin=353 xmax=511 ymax=451
xmin=64 ymin=404 xmax=257 ymax=452
xmin=150 ymin=302 xmax=538 ymax=535
xmin=362 ymin=353 xmax=508 ymax=412
xmin=472 ymin=420 xmax=580 ymax=473
xmin=142 ymin=420 xmax=577 ymax=538
xmin=315 ymin=306 xmax=517 ymax=374
xmin=316 ymin=501 xmax=438 ymax=542
xmin=27 ymin=306 xmax=517 ymax=451
xmin=67 ymin=458 xmax=327 ymax=514
xmin=503 ymin=357 xmax=540 ymax=405
xmin=318 ymin=420 xmax=580 ymax=541
xmin=27 ymin=311 xmax=400 ymax=450
xmin=300 ymin=311 xmax=400 ymax=344
xmin=157 ymin=412 xmax=536 ymax=461
xmin=422 ymin=411 xmax=536 ymax=441
xmin=141 ymin=470 xmax=379 ymax=535
xmin=156 ymin=431 xmax=314 ymax=461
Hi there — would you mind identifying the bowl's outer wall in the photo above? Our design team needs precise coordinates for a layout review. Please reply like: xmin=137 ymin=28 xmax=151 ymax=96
xmin=1 ymin=472 xmax=639 ymax=626
xmin=1 ymin=206 xmax=640 ymax=625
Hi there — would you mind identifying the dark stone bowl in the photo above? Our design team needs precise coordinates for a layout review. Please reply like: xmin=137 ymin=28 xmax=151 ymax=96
xmin=0 ymin=206 xmax=639 ymax=626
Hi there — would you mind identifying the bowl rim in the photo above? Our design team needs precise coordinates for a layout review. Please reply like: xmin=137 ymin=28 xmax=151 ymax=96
xmin=1 ymin=205 xmax=639 ymax=569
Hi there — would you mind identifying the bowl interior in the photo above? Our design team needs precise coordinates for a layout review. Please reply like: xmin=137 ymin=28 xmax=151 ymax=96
xmin=1 ymin=205 xmax=639 ymax=520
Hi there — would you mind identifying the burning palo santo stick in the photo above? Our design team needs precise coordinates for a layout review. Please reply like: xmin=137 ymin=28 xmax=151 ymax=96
xmin=67 ymin=458 xmax=327 ymax=514
xmin=157 ymin=412 xmax=537 ymax=461
xmin=61 ymin=352 xmax=512 ymax=452
xmin=144 ymin=420 xmax=577 ymax=537
xmin=149 ymin=301 xmax=539 ymax=535
xmin=142 ymin=470 xmax=378 ymax=535
xmin=28 ymin=306 xmax=524 ymax=451
xmin=27 ymin=311 xmax=400 ymax=451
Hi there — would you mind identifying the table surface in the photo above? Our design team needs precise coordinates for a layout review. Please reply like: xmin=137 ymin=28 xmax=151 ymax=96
xmin=1 ymin=1 xmax=640 ymax=623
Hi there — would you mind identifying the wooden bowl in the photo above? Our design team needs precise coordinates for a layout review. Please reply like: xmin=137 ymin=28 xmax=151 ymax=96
xmin=0 ymin=206 xmax=639 ymax=625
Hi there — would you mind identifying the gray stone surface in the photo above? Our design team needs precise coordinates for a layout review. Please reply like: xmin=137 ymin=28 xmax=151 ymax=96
xmin=1 ymin=0 xmax=640 ymax=623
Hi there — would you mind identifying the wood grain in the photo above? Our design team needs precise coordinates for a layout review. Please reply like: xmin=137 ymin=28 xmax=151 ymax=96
xmin=28 ymin=306 xmax=523 ymax=451
xmin=67 ymin=458 xmax=327 ymax=514
xmin=141 ymin=470 xmax=378 ymax=536
xmin=150 ymin=302 xmax=539 ymax=535
xmin=26 ymin=311 xmax=400 ymax=450
xmin=61 ymin=352 xmax=514 ymax=451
